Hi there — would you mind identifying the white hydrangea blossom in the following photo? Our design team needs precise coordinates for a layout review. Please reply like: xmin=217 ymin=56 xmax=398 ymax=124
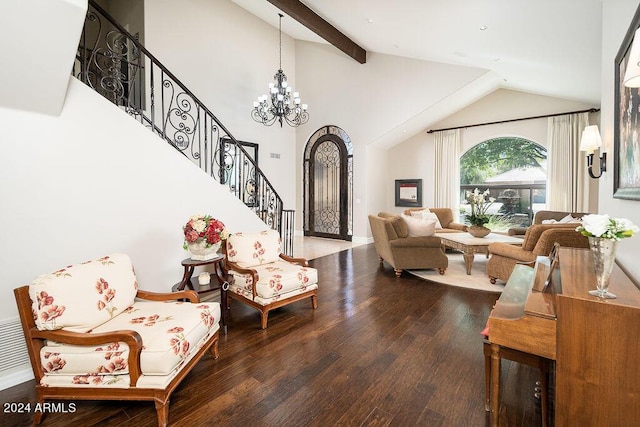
xmin=576 ymin=214 xmax=639 ymax=240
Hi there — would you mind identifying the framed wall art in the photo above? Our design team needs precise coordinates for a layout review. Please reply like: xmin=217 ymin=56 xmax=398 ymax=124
xmin=614 ymin=4 xmax=640 ymax=200
xmin=395 ymin=179 xmax=422 ymax=207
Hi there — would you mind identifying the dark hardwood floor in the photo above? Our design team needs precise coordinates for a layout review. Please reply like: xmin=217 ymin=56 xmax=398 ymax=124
xmin=1 ymin=244 xmax=544 ymax=426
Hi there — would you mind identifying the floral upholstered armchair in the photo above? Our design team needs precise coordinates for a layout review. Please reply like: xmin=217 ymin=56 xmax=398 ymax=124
xmin=14 ymin=254 xmax=221 ymax=427
xmin=225 ymin=229 xmax=318 ymax=329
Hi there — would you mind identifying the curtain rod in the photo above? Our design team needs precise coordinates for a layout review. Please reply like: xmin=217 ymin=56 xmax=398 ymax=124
xmin=426 ymin=107 xmax=600 ymax=134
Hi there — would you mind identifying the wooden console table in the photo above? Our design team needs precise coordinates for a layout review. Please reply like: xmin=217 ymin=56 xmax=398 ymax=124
xmin=172 ymin=255 xmax=229 ymax=334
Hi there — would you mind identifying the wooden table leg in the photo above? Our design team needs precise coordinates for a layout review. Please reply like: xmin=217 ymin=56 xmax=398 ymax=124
xmin=462 ymin=249 xmax=474 ymax=275
xmin=490 ymin=343 xmax=501 ymax=427
xmin=177 ymin=266 xmax=194 ymax=291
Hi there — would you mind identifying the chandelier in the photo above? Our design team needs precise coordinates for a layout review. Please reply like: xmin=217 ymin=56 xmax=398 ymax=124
xmin=252 ymin=14 xmax=309 ymax=127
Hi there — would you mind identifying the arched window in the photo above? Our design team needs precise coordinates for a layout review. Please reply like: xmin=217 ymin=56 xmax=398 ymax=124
xmin=460 ymin=137 xmax=547 ymax=230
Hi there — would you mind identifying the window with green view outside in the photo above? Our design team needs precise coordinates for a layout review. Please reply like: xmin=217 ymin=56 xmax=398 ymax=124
xmin=460 ymin=137 xmax=547 ymax=231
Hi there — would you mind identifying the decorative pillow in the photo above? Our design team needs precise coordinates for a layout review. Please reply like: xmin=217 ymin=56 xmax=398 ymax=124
xmin=409 ymin=208 xmax=431 ymax=218
xmin=389 ymin=216 xmax=409 ymax=238
xmin=559 ymin=214 xmax=580 ymax=223
xmin=542 ymin=214 xmax=580 ymax=225
xmin=418 ymin=211 xmax=443 ymax=229
xmin=401 ymin=214 xmax=437 ymax=237
xmin=226 ymin=229 xmax=281 ymax=268
xmin=29 ymin=254 xmax=138 ymax=333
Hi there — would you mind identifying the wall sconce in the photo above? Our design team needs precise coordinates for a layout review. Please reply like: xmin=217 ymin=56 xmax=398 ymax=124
xmin=579 ymin=125 xmax=606 ymax=179
xmin=624 ymin=28 xmax=640 ymax=87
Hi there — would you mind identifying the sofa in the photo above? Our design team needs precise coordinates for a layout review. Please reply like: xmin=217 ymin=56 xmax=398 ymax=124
xmin=508 ymin=210 xmax=589 ymax=236
xmin=368 ymin=212 xmax=448 ymax=277
xmin=14 ymin=254 xmax=221 ymax=426
xmin=487 ymin=224 xmax=589 ymax=283
xmin=403 ymin=207 xmax=468 ymax=233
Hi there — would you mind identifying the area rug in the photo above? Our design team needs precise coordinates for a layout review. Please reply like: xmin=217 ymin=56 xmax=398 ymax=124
xmin=407 ymin=253 xmax=506 ymax=293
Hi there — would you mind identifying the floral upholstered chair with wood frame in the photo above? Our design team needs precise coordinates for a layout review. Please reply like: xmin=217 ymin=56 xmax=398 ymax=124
xmin=14 ymin=254 xmax=221 ymax=427
xmin=224 ymin=229 xmax=318 ymax=329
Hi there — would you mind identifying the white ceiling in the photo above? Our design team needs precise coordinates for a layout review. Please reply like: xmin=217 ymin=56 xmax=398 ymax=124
xmin=232 ymin=0 xmax=603 ymax=105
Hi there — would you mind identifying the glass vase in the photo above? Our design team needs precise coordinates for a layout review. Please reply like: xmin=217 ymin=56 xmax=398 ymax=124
xmin=587 ymin=236 xmax=618 ymax=299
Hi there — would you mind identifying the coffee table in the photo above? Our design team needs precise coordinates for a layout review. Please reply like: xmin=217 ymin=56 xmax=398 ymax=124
xmin=436 ymin=233 xmax=523 ymax=275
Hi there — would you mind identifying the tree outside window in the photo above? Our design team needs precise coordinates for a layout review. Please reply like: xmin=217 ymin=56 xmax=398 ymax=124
xmin=460 ymin=137 xmax=547 ymax=231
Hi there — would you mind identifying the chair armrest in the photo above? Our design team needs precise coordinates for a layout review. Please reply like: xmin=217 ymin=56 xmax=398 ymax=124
xmin=508 ymin=227 xmax=527 ymax=236
xmin=280 ymin=253 xmax=309 ymax=266
xmin=488 ymin=243 xmax=535 ymax=263
xmin=137 ymin=289 xmax=200 ymax=303
xmin=447 ymin=222 xmax=468 ymax=232
xmin=225 ymin=260 xmax=259 ymax=298
xmin=31 ymin=328 xmax=143 ymax=386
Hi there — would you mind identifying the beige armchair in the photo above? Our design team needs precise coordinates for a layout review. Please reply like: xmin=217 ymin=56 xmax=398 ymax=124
xmin=487 ymin=224 xmax=589 ymax=283
xmin=369 ymin=212 xmax=448 ymax=277
xmin=508 ymin=210 xmax=589 ymax=236
xmin=403 ymin=208 xmax=468 ymax=233
xmin=14 ymin=254 xmax=221 ymax=426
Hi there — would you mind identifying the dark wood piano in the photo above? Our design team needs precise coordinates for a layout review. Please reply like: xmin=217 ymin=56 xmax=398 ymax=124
xmin=488 ymin=247 xmax=640 ymax=426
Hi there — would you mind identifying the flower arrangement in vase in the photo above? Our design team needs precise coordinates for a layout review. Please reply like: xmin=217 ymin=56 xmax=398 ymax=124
xmin=463 ymin=188 xmax=495 ymax=237
xmin=576 ymin=214 xmax=638 ymax=299
xmin=183 ymin=214 xmax=229 ymax=260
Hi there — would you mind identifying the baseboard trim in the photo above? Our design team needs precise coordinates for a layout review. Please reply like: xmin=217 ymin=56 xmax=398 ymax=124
xmin=294 ymin=231 xmax=372 ymax=245
xmin=0 ymin=366 xmax=33 ymax=391
xmin=352 ymin=236 xmax=373 ymax=245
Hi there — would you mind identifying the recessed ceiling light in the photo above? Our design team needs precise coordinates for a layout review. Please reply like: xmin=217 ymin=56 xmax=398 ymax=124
xmin=402 ymin=130 xmax=408 ymax=134
xmin=480 ymin=25 xmax=488 ymax=31
xmin=367 ymin=19 xmax=374 ymax=24
xmin=493 ymin=57 xmax=500 ymax=62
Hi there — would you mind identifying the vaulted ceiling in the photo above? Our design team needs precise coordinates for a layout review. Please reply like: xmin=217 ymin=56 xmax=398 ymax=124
xmin=232 ymin=0 xmax=603 ymax=105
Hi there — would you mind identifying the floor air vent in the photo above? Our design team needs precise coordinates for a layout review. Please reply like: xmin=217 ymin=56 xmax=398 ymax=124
xmin=0 ymin=317 xmax=29 ymax=373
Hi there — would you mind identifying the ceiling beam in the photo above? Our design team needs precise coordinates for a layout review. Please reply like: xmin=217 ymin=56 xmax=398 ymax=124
xmin=266 ymin=0 xmax=367 ymax=64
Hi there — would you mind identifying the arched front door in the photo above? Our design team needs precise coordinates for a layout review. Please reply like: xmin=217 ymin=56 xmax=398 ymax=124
xmin=304 ymin=126 xmax=353 ymax=240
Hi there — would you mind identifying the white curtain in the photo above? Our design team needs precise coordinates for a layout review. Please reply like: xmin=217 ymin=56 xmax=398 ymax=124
xmin=434 ymin=129 xmax=462 ymax=216
xmin=547 ymin=112 xmax=590 ymax=212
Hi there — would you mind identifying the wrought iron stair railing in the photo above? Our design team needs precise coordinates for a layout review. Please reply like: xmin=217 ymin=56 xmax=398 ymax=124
xmin=74 ymin=0 xmax=293 ymax=254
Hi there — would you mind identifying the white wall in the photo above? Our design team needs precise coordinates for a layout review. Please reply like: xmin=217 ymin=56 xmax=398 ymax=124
xmin=144 ymin=0 xmax=297 ymax=210
xmin=0 ymin=0 xmax=86 ymax=115
xmin=364 ymin=145 xmax=387 ymax=241
xmin=0 ymin=79 xmax=266 ymax=322
xmin=600 ymin=0 xmax=640 ymax=283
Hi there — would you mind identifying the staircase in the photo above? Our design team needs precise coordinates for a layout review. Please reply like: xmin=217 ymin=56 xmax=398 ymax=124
xmin=73 ymin=0 xmax=294 ymax=255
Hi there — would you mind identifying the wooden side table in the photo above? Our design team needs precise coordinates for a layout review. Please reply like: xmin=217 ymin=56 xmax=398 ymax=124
xmin=172 ymin=255 xmax=228 ymax=334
